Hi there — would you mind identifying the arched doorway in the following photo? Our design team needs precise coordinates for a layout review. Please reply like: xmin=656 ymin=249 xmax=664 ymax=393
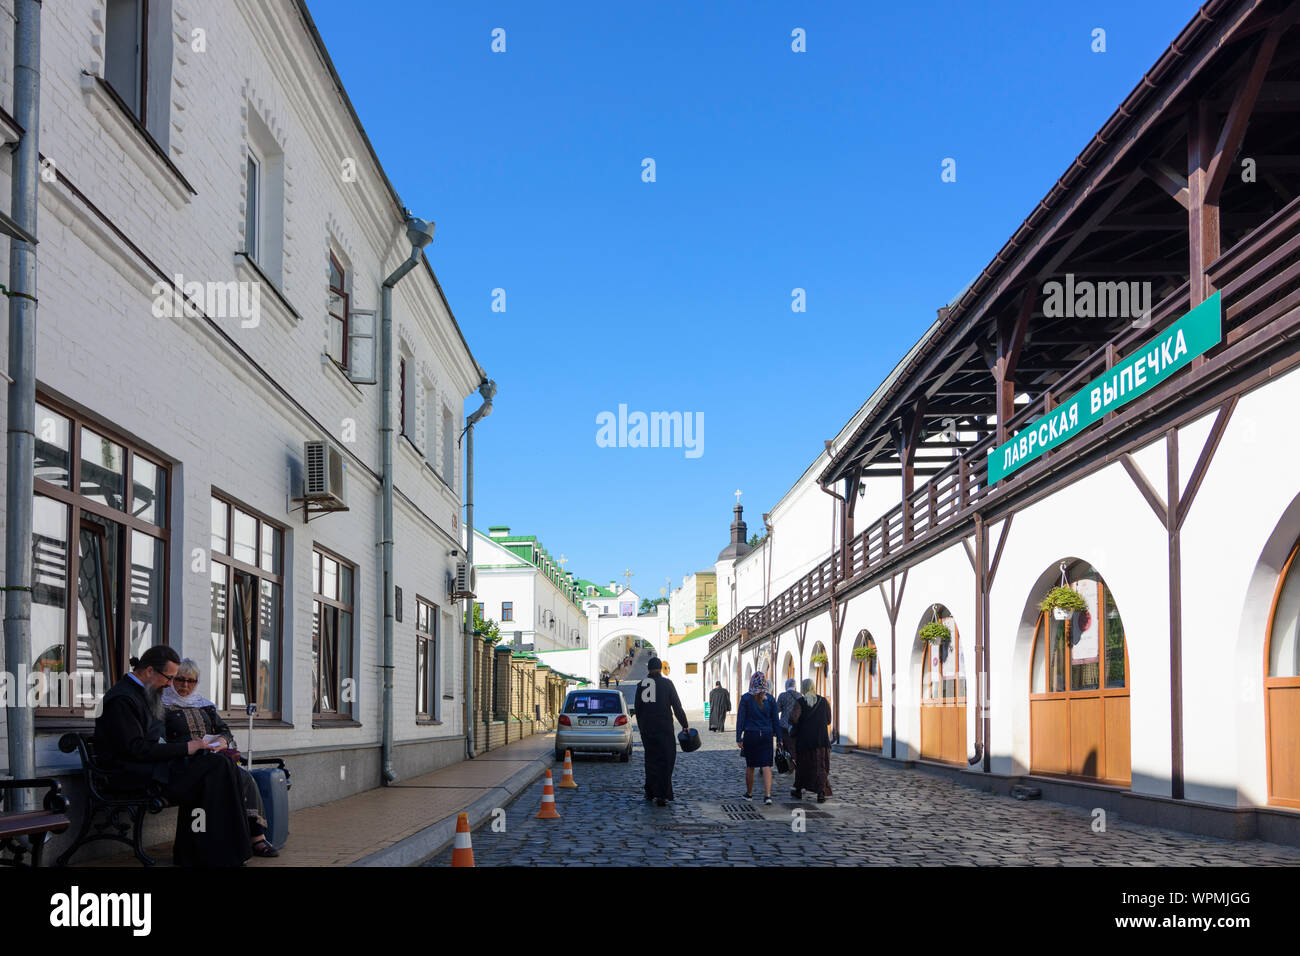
xmin=744 ymin=662 xmax=753 ymax=691
xmin=782 ymin=651 xmax=795 ymax=688
xmin=1266 ymin=541 xmax=1300 ymax=807
xmin=853 ymin=630 xmax=882 ymax=750
xmin=919 ymin=604 xmax=965 ymax=765
xmin=810 ymin=641 xmax=828 ymax=696
xmin=1028 ymin=560 xmax=1130 ymax=785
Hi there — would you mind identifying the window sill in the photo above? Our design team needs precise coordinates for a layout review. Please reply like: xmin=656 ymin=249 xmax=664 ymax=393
xmin=398 ymin=433 xmax=426 ymax=467
xmin=218 ymin=716 xmax=293 ymax=730
xmin=311 ymin=717 xmax=361 ymax=729
xmin=321 ymin=353 xmax=364 ymax=407
xmin=80 ymin=72 xmax=195 ymax=210
xmin=234 ymin=252 xmax=300 ymax=328
xmin=415 ymin=718 xmax=442 ymax=727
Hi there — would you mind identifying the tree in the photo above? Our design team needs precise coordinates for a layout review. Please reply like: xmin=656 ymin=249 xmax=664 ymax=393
xmin=748 ymin=531 xmax=768 ymax=548
xmin=703 ymin=594 xmax=718 ymax=623
xmin=638 ymin=597 xmax=667 ymax=614
xmin=472 ymin=603 xmax=501 ymax=643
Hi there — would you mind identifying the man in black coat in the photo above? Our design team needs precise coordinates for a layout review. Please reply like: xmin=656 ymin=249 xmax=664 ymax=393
xmin=95 ymin=645 xmax=251 ymax=866
xmin=630 ymin=657 xmax=689 ymax=806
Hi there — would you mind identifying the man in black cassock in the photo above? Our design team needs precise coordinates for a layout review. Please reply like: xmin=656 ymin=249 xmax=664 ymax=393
xmin=630 ymin=657 xmax=689 ymax=806
xmin=95 ymin=645 xmax=251 ymax=866
xmin=707 ymin=681 xmax=731 ymax=732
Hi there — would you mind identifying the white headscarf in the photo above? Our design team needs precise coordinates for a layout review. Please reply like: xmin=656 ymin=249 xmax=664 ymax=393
xmin=800 ymin=677 xmax=818 ymax=708
xmin=162 ymin=684 xmax=215 ymax=710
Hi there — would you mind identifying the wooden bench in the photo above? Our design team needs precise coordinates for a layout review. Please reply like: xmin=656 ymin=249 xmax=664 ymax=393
xmin=0 ymin=777 xmax=71 ymax=867
xmin=55 ymin=732 xmax=168 ymax=867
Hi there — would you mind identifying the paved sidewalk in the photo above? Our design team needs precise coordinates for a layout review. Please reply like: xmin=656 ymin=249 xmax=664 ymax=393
xmin=77 ymin=733 xmax=557 ymax=867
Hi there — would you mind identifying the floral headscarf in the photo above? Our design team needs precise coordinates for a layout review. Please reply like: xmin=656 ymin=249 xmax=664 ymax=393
xmin=748 ymin=672 xmax=768 ymax=695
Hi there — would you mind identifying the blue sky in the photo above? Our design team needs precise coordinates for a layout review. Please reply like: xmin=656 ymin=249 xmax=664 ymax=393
xmin=307 ymin=0 xmax=1201 ymax=607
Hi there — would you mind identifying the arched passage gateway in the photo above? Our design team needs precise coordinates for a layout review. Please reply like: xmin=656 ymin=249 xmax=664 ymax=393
xmin=809 ymin=641 xmax=828 ymax=696
xmin=1027 ymin=559 xmax=1130 ymax=785
xmin=782 ymin=651 xmax=795 ymax=687
xmin=853 ymin=630 xmax=881 ymax=751
xmin=918 ymin=604 xmax=965 ymax=764
xmin=1266 ymin=541 xmax=1300 ymax=807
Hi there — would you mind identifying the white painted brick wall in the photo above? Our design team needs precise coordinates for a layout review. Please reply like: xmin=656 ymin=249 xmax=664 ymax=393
xmin=0 ymin=0 xmax=482 ymax=785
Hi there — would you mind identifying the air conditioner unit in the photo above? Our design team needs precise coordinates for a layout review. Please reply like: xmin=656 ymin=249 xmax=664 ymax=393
xmin=453 ymin=561 xmax=476 ymax=600
xmin=303 ymin=440 xmax=347 ymax=510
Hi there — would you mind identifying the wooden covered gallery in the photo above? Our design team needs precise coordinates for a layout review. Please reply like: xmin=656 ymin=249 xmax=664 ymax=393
xmin=706 ymin=0 xmax=1300 ymax=843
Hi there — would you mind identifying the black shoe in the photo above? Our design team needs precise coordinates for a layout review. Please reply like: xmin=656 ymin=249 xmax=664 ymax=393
xmin=763 ymin=796 xmax=773 ymax=806
xmin=743 ymin=792 xmax=753 ymax=801
xmin=817 ymin=793 xmax=826 ymax=804
xmin=655 ymin=798 xmax=668 ymax=807
xmin=251 ymin=839 xmax=279 ymax=858
xmin=790 ymin=788 xmax=801 ymax=799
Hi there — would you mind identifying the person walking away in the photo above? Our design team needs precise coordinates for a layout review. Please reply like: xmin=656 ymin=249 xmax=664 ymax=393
xmin=735 ymin=673 xmax=779 ymax=805
xmin=788 ymin=678 xmax=833 ymax=802
xmin=776 ymin=677 xmax=800 ymax=768
xmin=707 ymin=681 xmax=731 ymax=733
xmin=630 ymin=657 xmax=689 ymax=806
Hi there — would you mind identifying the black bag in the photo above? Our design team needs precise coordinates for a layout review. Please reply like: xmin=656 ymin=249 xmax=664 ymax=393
xmin=774 ymin=746 xmax=791 ymax=774
xmin=678 ymin=728 xmax=701 ymax=753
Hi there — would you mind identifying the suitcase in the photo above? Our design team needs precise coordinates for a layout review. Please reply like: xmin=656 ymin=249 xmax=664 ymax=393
xmin=249 ymin=766 xmax=290 ymax=850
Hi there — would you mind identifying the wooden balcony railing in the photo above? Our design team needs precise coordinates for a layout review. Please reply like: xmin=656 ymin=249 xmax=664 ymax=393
xmin=705 ymin=194 xmax=1300 ymax=658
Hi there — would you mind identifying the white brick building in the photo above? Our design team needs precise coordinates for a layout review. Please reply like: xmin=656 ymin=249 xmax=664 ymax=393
xmin=0 ymin=0 xmax=488 ymax=834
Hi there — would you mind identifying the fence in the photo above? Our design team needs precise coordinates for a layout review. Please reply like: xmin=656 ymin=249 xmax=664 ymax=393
xmin=470 ymin=638 xmax=570 ymax=753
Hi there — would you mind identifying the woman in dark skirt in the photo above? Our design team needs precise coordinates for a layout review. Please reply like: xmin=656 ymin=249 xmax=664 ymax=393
xmin=788 ymin=678 xmax=833 ymax=802
xmin=162 ymin=658 xmax=279 ymax=857
xmin=735 ymin=672 xmax=780 ymax=805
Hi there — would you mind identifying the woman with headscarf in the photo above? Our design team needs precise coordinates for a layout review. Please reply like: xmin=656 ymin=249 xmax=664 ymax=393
xmin=162 ymin=658 xmax=279 ymax=856
xmin=788 ymin=677 xmax=833 ymax=802
xmin=735 ymin=672 xmax=779 ymax=804
xmin=776 ymin=677 xmax=801 ymax=769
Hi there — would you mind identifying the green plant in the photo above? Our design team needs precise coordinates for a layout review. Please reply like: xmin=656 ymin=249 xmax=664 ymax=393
xmin=853 ymin=645 xmax=877 ymax=661
xmin=472 ymin=603 xmax=501 ymax=643
xmin=1038 ymin=586 xmax=1087 ymax=614
xmin=919 ymin=621 xmax=951 ymax=645
xmin=810 ymin=652 xmax=828 ymax=666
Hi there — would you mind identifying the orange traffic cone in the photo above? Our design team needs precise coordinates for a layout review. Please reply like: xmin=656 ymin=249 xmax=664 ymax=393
xmin=558 ymin=750 xmax=579 ymax=789
xmin=451 ymin=812 xmax=475 ymax=867
xmin=535 ymin=770 xmax=561 ymax=819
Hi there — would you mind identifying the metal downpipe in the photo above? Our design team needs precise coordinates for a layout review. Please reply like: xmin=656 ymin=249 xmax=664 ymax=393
xmin=462 ymin=379 xmax=495 ymax=760
xmin=379 ymin=235 xmax=425 ymax=787
xmin=3 ymin=0 xmax=40 ymax=808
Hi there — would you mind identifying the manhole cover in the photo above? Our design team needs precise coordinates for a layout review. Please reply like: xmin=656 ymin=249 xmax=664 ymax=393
xmin=719 ymin=802 xmax=765 ymax=821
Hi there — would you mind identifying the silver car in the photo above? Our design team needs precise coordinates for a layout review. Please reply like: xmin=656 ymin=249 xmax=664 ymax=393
xmin=556 ymin=689 xmax=633 ymax=761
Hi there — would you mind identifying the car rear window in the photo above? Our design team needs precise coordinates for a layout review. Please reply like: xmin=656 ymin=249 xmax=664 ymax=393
xmin=564 ymin=693 xmax=623 ymax=714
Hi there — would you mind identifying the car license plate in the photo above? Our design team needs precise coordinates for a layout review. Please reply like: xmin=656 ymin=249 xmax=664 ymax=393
xmin=578 ymin=718 xmax=603 ymax=726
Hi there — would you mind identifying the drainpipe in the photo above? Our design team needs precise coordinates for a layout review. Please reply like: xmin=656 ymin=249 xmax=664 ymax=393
xmin=462 ymin=379 xmax=496 ymax=759
xmin=3 ymin=0 xmax=40 ymax=810
xmin=379 ymin=213 xmax=435 ymax=786
xmin=820 ymin=479 xmax=846 ymax=746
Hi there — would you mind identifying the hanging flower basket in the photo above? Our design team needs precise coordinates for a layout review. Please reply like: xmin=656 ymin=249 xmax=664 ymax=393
xmin=810 ymin=652 xmax=828 ymax=668
xmin=919 ymin=621 xmax=951 ymax=645
xmin=1039 ymin=586 xmax=1087 ymax=620
xmin=853 ymin=645 xmax=877 ymax=662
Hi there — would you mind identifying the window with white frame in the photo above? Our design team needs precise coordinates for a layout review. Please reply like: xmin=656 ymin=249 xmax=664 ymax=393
xmin=441 ymin=404 xmax=455 ymax=484
xmin=242 ymin=108 xmax=285 ymax=282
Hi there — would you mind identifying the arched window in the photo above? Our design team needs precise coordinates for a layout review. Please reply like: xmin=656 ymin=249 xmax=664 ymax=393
xmin=782 ymin=652 xmax=795 ymax=686
xmin=1266 ymin=542 xmax=1300 ymax=807
xmin=853 ymin=629 xmax=882 ymax=751
xmin=1028 ymin=562 xmax=1129 ymax=784
xmin=920 ymin=611 xmax=963 ymax=702
xmin=854 ymin=631 xmax=880 ymax=704
xmin=810 ymin=641 xmax=828 ymax=696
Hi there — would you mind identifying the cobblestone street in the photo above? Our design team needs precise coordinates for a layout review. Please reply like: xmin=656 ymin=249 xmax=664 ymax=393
xmin=427 ymin=711 xmax=1300 ymax=867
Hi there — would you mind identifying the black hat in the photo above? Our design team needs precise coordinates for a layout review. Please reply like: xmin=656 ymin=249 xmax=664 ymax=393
xmin=647 ymin=657 xmax=662 ymax=671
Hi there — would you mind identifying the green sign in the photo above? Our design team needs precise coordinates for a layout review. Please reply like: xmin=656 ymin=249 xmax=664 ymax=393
xmin=988 ymin=292 xmax=1221 ymax=485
